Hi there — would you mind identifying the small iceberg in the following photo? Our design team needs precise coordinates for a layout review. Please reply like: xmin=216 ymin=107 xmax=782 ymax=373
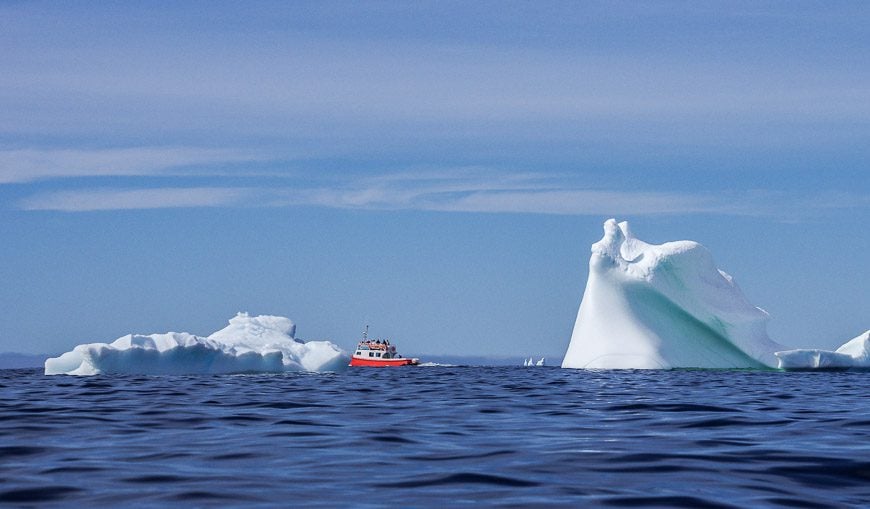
xmin=45 ymin=313 xmax=349 ymax=375
xmin=775 ymin=331 xmax=870 ymax=369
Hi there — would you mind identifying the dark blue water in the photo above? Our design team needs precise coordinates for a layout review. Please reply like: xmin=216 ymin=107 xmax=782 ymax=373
xmin=2 ymin=367 xmax=870 ymax=507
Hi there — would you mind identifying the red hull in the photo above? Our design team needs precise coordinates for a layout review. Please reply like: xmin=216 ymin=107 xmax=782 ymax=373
xmin=349 ymin=357 xmax=419 ymax=367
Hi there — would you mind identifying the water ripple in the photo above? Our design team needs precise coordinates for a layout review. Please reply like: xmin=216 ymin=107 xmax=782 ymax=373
xmin=379 ymin=472 xmax=539 ymax=488
xmin=2 ymin=367 xmax=870 ymax=507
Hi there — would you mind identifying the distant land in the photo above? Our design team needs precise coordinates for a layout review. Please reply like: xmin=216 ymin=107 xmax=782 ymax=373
xmin=0 ymin=353 xmax=52 ymax=369
xmin=421 ymin=355 xmax=555 ymax=367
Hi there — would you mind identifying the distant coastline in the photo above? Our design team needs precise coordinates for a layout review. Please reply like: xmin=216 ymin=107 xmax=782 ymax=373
xmin=0 ymin=353 xmax=52 ymax=369
xmin=418 ymin=355 xmax=558 ymax=367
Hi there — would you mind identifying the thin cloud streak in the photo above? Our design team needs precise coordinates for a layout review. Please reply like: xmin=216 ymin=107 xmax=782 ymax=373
xmin=18 ymin=171 xmax=868 ymax=217
xmin=0 ymin=147 xmax=269 ymax=184
xmin=419 ymin=190 xmax=721 ymax=215
xmin=19 ymin=187 xmax=253 ymax=212
xmin=291 ymin=177 xmax=750 ymax=216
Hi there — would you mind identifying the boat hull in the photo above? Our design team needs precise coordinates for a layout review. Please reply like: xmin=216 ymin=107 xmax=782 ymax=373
xmin=349 ymin=356 xmax=419 ymax=367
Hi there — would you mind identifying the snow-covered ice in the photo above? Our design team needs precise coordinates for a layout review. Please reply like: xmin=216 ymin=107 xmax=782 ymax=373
xmin=45 ymin=312 xmax=349 ymax=375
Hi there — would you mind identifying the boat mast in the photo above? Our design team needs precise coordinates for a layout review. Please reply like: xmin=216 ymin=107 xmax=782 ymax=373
xmin=363 ymin=324 xmax=369 ymax=341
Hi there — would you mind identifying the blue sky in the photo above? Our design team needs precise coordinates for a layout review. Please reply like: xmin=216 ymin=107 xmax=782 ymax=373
xmin=1 ymin=1 xmax=867 ymax=356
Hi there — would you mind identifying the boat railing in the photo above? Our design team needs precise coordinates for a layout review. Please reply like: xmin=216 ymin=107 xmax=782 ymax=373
xmin=356 ymin=341 xmax=389 ymax=351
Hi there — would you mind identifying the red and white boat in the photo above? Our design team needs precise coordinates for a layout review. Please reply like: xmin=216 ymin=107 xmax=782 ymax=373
xmin=349 ymin=326 xmax=419 ymax=367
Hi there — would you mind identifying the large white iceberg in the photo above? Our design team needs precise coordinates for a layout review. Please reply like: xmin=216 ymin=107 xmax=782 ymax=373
xmin=562 ymin=219 xmax=785 ymax=369
xmin=562 ymin=219 xmax=867 ymax=370
xmin=45 ymin=313 xmax=349 ymax=375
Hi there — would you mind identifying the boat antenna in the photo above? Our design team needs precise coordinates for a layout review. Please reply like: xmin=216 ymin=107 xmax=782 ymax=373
xmin=363 ymin=324 xmax=369 ymax=341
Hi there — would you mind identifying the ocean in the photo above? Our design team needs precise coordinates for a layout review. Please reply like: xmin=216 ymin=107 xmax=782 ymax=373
xmin=2 ymin=366 xmax=869 ymax=507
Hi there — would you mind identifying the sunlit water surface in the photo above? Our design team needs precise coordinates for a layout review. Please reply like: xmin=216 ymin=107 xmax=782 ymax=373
xmin=2 ymin=367 xmax=870 ymax=507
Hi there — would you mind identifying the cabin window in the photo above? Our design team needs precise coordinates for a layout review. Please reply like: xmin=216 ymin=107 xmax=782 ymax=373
xmin=376 ymin=352 xmax=381 ymax=357
xmin=368 ymin=352 xmax=374 ymax=357
xmin=356 ymin=351 xmax=362 ymax=355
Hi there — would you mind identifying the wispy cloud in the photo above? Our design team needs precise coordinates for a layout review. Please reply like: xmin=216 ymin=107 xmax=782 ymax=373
xmin=18 ymin=170 xmax=868 ymax=217
xmin=420 ymin=190 xmax=722 ymax=215
xmin=19 ymin=187 xmax=253 ymax=211
xmin=287 ymin=172 xmax=774 ymax=216
xmin=0 ymin=147 xmax=268 ymax=184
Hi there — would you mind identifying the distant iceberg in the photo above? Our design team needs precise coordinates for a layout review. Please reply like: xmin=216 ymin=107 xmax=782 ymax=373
xmin=562 ymin=219 xmax=866 ymax=370
xmin=45 ymin=313 xmax=349 ymax=375
xmin=775 ymin=331 xmax=870 ymax=369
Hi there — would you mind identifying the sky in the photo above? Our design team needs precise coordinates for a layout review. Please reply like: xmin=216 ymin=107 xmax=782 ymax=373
xmin=1 ymin=1 xmax=868 ymax=357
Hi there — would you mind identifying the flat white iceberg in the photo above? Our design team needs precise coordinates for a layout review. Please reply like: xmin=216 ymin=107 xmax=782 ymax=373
xmin=562 ymin=219 xmax=785 ymax=369
xmin=45 ymin=312 xmax=349 ymax=375
xmin=775 ymin=331 xmax=870 ymax=369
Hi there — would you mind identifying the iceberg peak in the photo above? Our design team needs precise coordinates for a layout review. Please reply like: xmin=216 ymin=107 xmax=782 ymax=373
xmin=835 ymin=330 xmax=870 ymax=357
xmin=211 ymin=313 xmax=300 ymax=348
xmin=616 ymin=220 xmax=632 ymax=239
xmin=591 ymin=218 xmax=625 ymax=260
